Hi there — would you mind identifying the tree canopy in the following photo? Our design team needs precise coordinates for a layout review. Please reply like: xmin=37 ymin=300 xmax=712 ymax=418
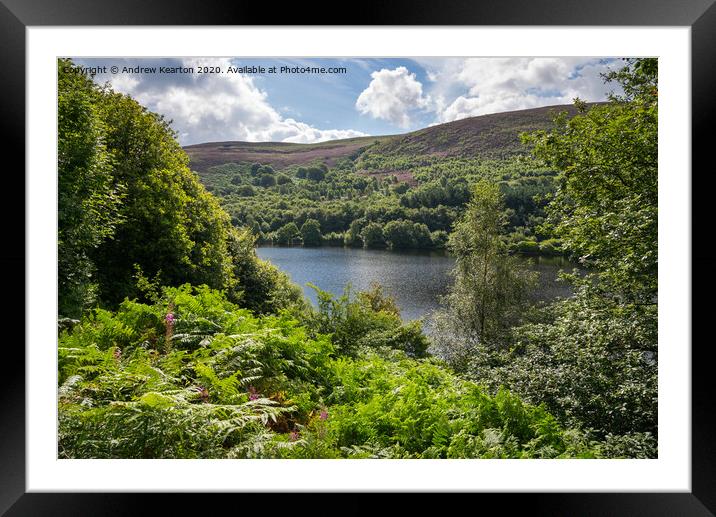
xmin=524 ymin=58 xmax=657 ymax=303
xmin=58 ymin=58 xmax=299 ymax=317
xmin=448 ymin=58 xmax=659 ymax=452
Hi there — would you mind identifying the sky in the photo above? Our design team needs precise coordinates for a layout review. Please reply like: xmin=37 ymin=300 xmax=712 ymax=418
xmin=72 ymin=57 xmax=626 ymax=146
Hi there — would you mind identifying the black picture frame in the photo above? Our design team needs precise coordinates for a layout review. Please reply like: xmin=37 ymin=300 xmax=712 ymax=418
xmin=3 ymin=1 xmax=713 ymax=514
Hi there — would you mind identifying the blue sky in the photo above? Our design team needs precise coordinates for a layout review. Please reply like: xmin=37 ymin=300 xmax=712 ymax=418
xmin=74 ymin=57 xmax=624 ymax=145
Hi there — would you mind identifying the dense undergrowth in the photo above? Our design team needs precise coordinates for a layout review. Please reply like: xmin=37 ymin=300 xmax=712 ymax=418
xmin=59 ymin=284 xmax=601 ymax=459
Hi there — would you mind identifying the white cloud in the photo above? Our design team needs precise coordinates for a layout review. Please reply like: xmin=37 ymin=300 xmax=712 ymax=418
xmin=414 ymin=57 xmax=624 ymax=124
xmin=92 ymin=57 xmax=366 ymax=145
xmin=89 ymin=57 xmax=625 ymax=143
xmin=270 ymin=120 xmax=368 ymax=144
xmin=355 ymin=66 xmax=430 ymax=128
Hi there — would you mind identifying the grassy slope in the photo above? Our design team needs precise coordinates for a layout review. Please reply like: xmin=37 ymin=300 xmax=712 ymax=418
xmin=364 ymin=104 xmax=584 ymax=160
xmin=184 ymin=104 xmax=592 ymax=174
xmin=184 ymin=135 xmax=396 ymax=172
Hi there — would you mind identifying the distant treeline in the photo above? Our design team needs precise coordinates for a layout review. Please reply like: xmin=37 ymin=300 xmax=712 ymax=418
xmin=200 ymin=155 xmax=564 ymax=254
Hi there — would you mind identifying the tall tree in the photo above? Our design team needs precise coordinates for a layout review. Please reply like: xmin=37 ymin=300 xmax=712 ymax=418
xmin=472 ymin=59 xmax=659 ymax=452
xmin=525 ymin=58 xmax=658 ymax=303
xmin=360 ymin=222 xmax=386 ymax=248
xmin=58 ymin=60 xmax=124 ymax=316
xmin=275 ymin=222 xmax=301 ymax=246
xmin=88 ymin=83 xmax=235 ymax=305
xmin=432 ymin=180 xmax=536 ymax=370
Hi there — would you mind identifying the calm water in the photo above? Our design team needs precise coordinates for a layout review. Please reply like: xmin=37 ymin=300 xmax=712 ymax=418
xmin=256 ymin=246 xmax=576 ymax=322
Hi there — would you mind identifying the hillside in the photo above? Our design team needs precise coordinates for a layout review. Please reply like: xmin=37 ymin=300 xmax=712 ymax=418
xmin=184 ymin=135 xmax=396 ymax=173
xmin=181 ymin=103 xmax=609 ymax=255
xmin=184 ymin=104 xmax=591 ymax=173
xmin=363 ymin=104 xmax=589 ymax=160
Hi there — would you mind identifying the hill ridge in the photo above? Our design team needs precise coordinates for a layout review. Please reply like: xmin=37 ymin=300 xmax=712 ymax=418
xmin=184 ymin=103 xmax=600 ymax=172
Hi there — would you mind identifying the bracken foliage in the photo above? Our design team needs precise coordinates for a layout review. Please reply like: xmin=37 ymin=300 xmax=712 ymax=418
xmin=59 ymin=285 xmax=602 ymax=459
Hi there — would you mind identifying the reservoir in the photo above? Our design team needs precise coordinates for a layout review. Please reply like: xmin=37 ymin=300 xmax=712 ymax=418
xmin=257 ymin=246 xmax=576 ymax=323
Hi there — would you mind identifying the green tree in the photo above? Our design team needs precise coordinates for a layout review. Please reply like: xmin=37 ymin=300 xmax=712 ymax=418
xmin=276 ymin=174 xmax=292 ymax=185
xmin=470 ymin=291 xmax=657 ymax=445
xmin=344 ymin=219 xmax=364 ymax=247
xmin=410 ymin=222 xmax=433 ymax=248
xmin=432 ymin=180 xmax=536 ymax=370
xmin=602 ymin=57 xmax=658 ymax=102
xmin=476 ymin=58 xmax=660 ymax=450
xmin=360 ymin=222 xmax=386 ymax=248
xmin=300 ymin=219 xmax=323 ymax=246
xmin=383 ymin=220 xmax=415 ymax=249
xmin=275 ymin=222 xmax=301 ymax=246
xmin=58 ymin=58 xmax=305 ymax=319
xmin=226 ymin=228 xmax=305 ymax=314
xmin=236 ymin=184 xmax=255 ymax=197
xmin=430 ymin=230 xmax=449 ymax=249
xmin=58 ymin=60 xmax=125 ymax=316
xmin=88 ymin=87 xmax=235 ymax=305
xmin=258 ymin=173 xmax=276 ymax=187
xmin=306 ymin=166 xmax=326 ymax=182
xmin=524 ymin=57 xmax=657 ymax=303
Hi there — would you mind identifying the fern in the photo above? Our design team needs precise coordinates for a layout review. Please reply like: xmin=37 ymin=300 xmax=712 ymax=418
xmin=58 ymin=283 xmax=600 ymax=459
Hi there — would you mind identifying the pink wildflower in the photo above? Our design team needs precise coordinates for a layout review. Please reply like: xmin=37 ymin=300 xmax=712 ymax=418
xmin=197 ymin=386 xmax=209 ymax=401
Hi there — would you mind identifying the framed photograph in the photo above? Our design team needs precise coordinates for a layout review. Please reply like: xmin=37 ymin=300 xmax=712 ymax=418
xmin=4 ymin=0 xmax=714 ymax=513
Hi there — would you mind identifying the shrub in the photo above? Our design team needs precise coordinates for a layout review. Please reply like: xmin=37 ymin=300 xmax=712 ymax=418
xmin=300 ymin=219 xmax=323 ymax=247
xmin=360 ymin=223 xmax=386 ymax=249
xmin=515 ymin=240 xmax=540 ymax=253
xmin=323 ymin=232 xmax=345 ymax=246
